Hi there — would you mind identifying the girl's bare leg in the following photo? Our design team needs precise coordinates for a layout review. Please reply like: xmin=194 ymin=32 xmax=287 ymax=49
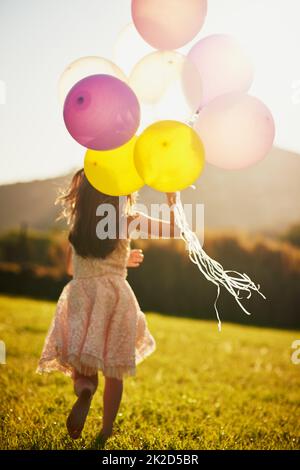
xmin=101 ymin=377 xmax=123 ymax=438
xmin=66 ymin=369 xmax=98 ymax=439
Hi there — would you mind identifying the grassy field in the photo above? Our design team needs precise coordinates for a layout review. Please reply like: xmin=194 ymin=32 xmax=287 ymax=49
xmin=0 ymin=294 xmax=299 ymax=450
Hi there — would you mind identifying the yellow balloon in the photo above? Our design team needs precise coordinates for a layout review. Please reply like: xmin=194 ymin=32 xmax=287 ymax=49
xmin=84 ymin=136 xmax=144 ymax=196
xmin=134 ymin=120 xmax=205 ymax=192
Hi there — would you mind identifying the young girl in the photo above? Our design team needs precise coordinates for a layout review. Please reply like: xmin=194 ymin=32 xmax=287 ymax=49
xmin=36 ymin=168 xmax=176 ymax=442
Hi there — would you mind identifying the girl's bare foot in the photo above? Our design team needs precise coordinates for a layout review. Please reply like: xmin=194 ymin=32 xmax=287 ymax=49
xmin=66 ymin=388 xmax=92 ymax=439
xmin=93 ymin=428 xmax=113 ymax=449
xmin=100 ymin=427 xmax=113 ymax=440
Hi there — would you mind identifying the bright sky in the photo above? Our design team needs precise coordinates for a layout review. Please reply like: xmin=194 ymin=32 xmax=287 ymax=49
xmin=0 ymin=0 xmax=300 ymax=185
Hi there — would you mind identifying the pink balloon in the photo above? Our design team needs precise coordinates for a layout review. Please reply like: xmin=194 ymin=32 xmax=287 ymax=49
xmin=194 ymin=93 xmax=275 ymax=170
xmin=131 ymin=0 xmax=207 ymax=50
xmin=187 ymin=34 xmax=254 ymax=107
xmin=63 ymin=74 xmax=140 ymax=151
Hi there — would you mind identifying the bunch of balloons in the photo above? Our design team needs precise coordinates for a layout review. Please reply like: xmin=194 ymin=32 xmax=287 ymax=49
xmin=61 ymin=0 xmax=275 ymax=196
xmin=60 ymin=0 xmax=274 ymax=328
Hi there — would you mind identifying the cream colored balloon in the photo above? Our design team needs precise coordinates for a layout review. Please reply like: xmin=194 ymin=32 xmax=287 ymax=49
xmin=129 ymin=51 xmax=202 ymax=130
xmin=58 ymin=56 xmax=127 ymax=105
xmin=130 ymin=51 xmax=201 ymax=105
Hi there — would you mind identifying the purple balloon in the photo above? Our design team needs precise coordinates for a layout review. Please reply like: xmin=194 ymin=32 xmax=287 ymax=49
xmin=63 ymin=74 xmax=140 ymax=150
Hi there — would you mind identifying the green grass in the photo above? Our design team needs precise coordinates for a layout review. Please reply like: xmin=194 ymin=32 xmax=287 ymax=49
xmin=0 ymin=294 xmax=299 ymax=450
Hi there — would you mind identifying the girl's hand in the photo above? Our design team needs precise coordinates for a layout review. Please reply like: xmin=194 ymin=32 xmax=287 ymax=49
xmin=166 ymin=192 xmax=177 ymax=206
xmin=127 ymin=249 xmax=144 ymax=268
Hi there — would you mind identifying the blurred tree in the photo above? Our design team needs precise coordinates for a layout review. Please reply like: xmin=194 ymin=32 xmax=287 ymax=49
xmin=282 ymin=223 xmax=300 ymax=248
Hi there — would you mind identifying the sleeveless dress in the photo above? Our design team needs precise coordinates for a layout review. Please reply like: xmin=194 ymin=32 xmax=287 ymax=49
xmin=36 ymin=238 xmax=156 ymax=380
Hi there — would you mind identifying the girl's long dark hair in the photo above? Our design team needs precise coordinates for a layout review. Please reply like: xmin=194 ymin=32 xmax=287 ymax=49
xmin=56 ymin=169 xmax=136 ymax=259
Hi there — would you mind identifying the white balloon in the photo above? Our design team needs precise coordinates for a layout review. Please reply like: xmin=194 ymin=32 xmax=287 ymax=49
xmin=129 ymin=51 xmax=202 ymax=130
xmin=112 ymin=23 xmax=153 ymax=77
xmin=58 ymin=56 xmax=127 ymax=105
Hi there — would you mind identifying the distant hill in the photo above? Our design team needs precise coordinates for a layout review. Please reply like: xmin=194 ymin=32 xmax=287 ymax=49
xmin=0 ymin=174 xmax=71 ymax=233
xmin=0 ymin=147 xmax=299 ymax=234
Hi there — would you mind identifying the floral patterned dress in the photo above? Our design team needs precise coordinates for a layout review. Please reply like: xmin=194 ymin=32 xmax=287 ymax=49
xmin=36 ymin=239 xmax=156 ymax=380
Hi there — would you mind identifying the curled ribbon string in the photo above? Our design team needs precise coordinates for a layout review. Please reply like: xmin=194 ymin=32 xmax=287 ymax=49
xmin=173 ymin=191 xmax=266 ymax=331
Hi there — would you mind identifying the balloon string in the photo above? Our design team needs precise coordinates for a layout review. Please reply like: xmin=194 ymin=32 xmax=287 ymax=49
xmin=173 ymin=192 xmax=266 ymax=331
xmin=186 ymin=109 xmax=201 ymax=127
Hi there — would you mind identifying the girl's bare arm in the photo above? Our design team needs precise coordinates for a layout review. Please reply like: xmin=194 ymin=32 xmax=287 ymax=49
xmin=127 ymin=193 xmax=178 ymax=238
